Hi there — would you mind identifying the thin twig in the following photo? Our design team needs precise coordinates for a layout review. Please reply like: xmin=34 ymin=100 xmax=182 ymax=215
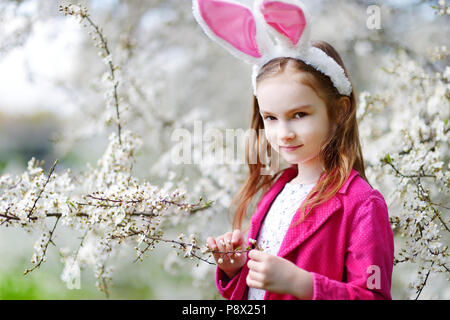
xmin=24 ymin=216 xmax=61 ymax=275
xmin=415 ymin=262 xmax=434 ymax=300
xmin=27 ymin=159 xmax=58 ymax=219
xmin=59 ymin=5 xmax=122 ymax=144
xmin=84 ymin=15 xmax=122 ymax=145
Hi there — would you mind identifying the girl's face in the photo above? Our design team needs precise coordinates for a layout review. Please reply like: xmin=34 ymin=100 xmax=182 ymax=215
xmin=256 ymin=70 xmax=333 ymax=166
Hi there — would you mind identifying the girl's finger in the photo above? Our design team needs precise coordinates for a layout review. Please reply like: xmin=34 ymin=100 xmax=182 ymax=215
xmin=231 ymin=229 xmax=242 ymax=246
xmin=207 ymin=237 xmax=221 ymax=261
xmin=224 ymin=232 xmax=233 ymax=259
xmin=247 ymin=259 xmax=263 ymax=272
xmin=215 ymin=235 xmax=226 ymax=257
xmin=248 ymin=269 xmax=265 ymax=283
xmin=206 ymin=237 xmax=217 ymax=251
xmin=248 ymin=249 xmax=264 ymax=261
xmin=246 ymin=274 xmax=263 ymax=289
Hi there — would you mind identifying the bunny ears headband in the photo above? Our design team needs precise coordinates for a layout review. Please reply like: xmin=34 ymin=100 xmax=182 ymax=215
xmin=192 ymin=0 xmax=352 ymax=96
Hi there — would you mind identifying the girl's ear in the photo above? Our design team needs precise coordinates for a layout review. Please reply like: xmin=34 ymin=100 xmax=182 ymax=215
xmin=192 ymin=0 xmax=263 ymax=63
xmin=336 ymin=96 xmax=351 ymax=124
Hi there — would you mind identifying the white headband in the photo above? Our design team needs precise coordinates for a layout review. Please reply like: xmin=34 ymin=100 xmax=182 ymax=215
xmin=192 ymin=0 xmax=352 ymax=96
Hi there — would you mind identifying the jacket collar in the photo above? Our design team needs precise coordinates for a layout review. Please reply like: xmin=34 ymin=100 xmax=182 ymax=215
xmin=248 ymin=167 xmax=360 ymax=258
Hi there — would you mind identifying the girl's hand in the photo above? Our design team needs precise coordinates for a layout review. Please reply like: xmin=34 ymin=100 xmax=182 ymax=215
xmin=206 ymin=229 xmax=247 ymax=279
xmin=246 ymin=249 xmax=314 ymax=300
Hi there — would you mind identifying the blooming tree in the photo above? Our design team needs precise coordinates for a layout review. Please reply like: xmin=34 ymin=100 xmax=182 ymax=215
xmin=358 ymin=49 xmax=449 ymax=299
xmin=0 ymin=3 xmax=239 ymax=297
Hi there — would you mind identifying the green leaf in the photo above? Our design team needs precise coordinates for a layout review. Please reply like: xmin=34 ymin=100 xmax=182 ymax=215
xmin=66 ymin=200 xmax=76 ymax=208
xmin=386 ymin=153 xmax=392 ymax=164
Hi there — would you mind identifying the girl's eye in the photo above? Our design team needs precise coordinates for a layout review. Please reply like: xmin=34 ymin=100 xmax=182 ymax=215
xmin=294 ymin=112 xmax=307 ymax=119
xmin=263 ymin=112 xmax=307 ymax=121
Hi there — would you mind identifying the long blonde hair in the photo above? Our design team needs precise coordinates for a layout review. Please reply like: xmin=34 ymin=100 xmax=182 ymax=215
xmin=229 ymin=40 xmax=368 ymax=232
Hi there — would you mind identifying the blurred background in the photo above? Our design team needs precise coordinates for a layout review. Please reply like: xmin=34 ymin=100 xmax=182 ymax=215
xmin=0 ymin=0 xmax=448 ymax=299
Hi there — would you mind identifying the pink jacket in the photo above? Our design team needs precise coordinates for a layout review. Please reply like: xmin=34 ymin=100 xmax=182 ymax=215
xmin=216 ymin=167 xmax=394 ymax=300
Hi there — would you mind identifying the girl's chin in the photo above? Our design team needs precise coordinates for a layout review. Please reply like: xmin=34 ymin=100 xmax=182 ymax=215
xmin=281 ymin=156 xmax=302 ymax=164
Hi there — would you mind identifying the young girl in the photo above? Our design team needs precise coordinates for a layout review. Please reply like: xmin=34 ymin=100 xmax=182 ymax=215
xmin=193 ymin=0 xmax=394 ymax=300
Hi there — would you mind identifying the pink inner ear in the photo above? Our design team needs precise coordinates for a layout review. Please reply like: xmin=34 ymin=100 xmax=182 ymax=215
xmin=260 ymin=0 xmax=306 ymax=46
xmin=198 ymin=0 xmax=261 ymax=58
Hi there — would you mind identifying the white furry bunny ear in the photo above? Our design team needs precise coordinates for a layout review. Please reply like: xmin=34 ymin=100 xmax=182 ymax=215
xmin=192 ymin=0 xmax=265 ymax=64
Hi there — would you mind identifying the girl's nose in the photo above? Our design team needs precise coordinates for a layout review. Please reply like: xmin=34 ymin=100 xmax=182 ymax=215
xmin=279 ymin=128 xmax=296 ymax=143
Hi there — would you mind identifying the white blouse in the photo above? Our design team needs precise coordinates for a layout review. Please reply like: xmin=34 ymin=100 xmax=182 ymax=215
xmin=247 ymin=180 xmax=317 ymax=300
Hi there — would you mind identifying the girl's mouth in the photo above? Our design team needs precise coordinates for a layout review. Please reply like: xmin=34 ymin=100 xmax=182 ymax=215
xmin=280 ymin=144 xmax=303 ymax=152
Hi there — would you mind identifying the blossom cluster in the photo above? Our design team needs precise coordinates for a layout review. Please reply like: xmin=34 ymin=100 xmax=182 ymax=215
xmin=0 ymin=129 xmax=216 ymax=294
xmin=432 ymin=0 xmax=450 ymax=16
xmin=358 ymin=50 xmax=449 ymax=299
xmin=0 ymin=3 xmax=231 ymax=296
